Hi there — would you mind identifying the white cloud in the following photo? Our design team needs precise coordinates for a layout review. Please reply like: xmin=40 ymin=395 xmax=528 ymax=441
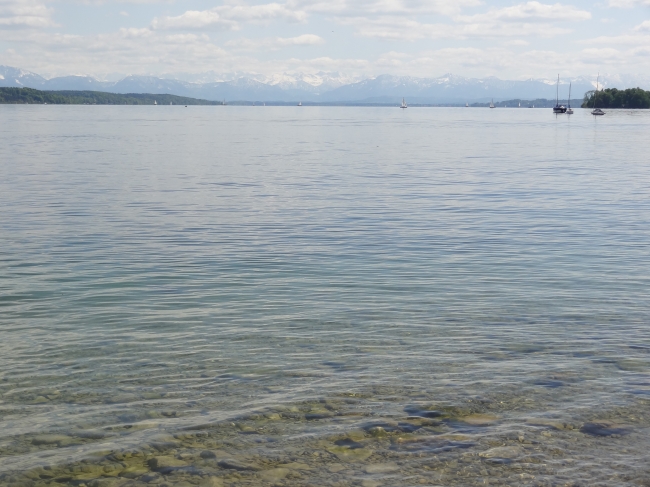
xmin=151 ymin=11 xmax=237 ymax=31
xmin=1 ymin=0 xmax=650 ymax=80
xmin=221 ymin=3 xmax=307 ymax=22
xmin=608 ymin=0 xmax=650 ymax=7
xmin=307 ymin=2 xmax=588 ymax=41
xmin=0 ymin=0 xmax=55 ymax=28
xmin=585 ymin=33 xmax=650 ymax=45
xmin=337 ymin=16 xmax=572 ymax=41
xmin=634 ymin=20 xmax=650 ymax=31
xmin=152 ymin=3 xmax=306 ymax=31
xmin=289 ymin=0 xmax=482 ymax=16
xmin=580 ymin=47 xmax=622 ymax=63
xmin=226 ymin=34 xmax=324 ymax=51
xmin=457 ymin=2 xmax=591 ymax=23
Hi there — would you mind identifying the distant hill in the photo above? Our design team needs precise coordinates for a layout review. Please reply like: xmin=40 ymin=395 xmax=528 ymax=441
xmin=317 ymin=75 xmax=591 ymax=104
xmin=0 ymin=88 xmax=221 ymax=105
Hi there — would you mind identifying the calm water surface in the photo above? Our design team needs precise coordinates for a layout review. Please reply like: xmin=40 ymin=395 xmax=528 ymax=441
xmin=1 ymin=106 xmax=649 ymax=486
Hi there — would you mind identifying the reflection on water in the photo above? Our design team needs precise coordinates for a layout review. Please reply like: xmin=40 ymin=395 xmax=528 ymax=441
xmin=1 ymin=106 xmax=649 ymax=486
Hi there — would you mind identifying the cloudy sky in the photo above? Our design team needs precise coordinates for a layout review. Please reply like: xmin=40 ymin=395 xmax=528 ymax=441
xmin=0 ymin=0 xmax=649 ymax=80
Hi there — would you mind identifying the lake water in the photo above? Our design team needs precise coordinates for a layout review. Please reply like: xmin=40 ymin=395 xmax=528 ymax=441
xmin=1 ymin=106 xmax=649 ymax=487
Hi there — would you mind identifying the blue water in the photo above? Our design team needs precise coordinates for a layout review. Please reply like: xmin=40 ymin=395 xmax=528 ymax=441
xmin=1 ymin=106 xmax=649 ymax=486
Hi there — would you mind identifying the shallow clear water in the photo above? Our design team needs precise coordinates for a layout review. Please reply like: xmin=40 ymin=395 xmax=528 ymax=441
xmin=1 ymin=106 xmax=649 ymax=487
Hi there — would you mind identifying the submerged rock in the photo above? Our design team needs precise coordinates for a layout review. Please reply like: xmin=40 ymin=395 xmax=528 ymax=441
xmin=218 ymin=459 xmax=261 ymax=471
xmin=88 ymin=479 xmax=124 ymax=487
xmin=148 ymin=456 xmax=187 ymax=471
xmin=120 ymin=465 xmax=149 ymax=478
xmin=361 ymin=481 xmax=383 ymax=487
xmin=32 ymin=434 xmax=72 ymax=446
xmin=364 ymin=463 xmax=399 ymax=474
xmin=278 ymin=462 xmax=311 ymax=470
xmin=580 ymin=422 xmax=632 ymax=437
xmin=199 ymin=477 xmax=224 ymax=487
xmin=368 ymin=426 xmax=387 ymax=438
xmin=327 ymin=445 xmax=373 ymax=462
xmin=259 ymin=468 xmax=290 ymax=482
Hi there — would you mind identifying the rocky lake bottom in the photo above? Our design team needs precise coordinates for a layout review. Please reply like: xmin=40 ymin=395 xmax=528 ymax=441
xmin=2 ymin=393 xmax=650 ymax=487
xmin=2 ymin=350 xmax=650 ymax=487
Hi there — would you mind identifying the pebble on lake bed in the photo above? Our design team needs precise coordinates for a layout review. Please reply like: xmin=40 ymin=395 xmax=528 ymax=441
xmin=364 ymin=462 xmax=399 ymax=474
xmin=479 ymin=446 xmax=522 ymax=459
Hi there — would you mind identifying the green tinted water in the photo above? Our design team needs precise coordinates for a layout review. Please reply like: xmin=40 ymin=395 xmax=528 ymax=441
xmin=1 ymin=106 xmax=649 ymax=486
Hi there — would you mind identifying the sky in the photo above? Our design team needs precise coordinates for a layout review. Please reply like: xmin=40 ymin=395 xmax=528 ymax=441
xmin=0 ymin=0 xmax=649 ymax=80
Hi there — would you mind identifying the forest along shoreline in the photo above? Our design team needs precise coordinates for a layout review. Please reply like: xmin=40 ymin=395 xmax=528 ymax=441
xmin=582 ymin=87 xmax=650 ymax=109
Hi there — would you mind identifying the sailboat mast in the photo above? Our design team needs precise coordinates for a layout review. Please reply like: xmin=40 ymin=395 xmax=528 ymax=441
xmin=568 ymin=83 xmax=571 ymax=107
xmin=556 ymin=74 xmax=559 ymax=105
xmin=593 ymin=73 xmax=599 ymax=110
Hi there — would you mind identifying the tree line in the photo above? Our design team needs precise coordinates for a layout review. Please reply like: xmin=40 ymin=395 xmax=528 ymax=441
xmin=582 ymin=87 xmax=650 ymax=109
xmin=0 ymin=87 xmax=221 ymax=105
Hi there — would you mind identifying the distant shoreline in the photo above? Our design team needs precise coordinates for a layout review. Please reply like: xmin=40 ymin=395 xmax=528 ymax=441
xmin=0 ymin=88 xmax=586 ymax=109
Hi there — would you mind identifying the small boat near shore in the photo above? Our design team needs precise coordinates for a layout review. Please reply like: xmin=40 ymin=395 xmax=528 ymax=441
xmin=400 ymin=98 xmax=407 ymax=109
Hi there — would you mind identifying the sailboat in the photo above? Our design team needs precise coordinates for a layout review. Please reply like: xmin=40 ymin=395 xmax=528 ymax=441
xmin=489 ymin=99 xmax=495 ymax=108
xmin=298 ymin=101 xmax=302 ymax=106
xmin=591 ymin=73 xmax=605 ymax=116
xmin=566 ymin=83 xmax=574 ymax=114
xmin=465 ymin=102 xmax=469 ymax=107
xmin=553 ymin=74 xmax=567 ymax=113
xmin=400 ymin=98 xmax=407 ymax=109
xmin=519 ymin=102 xmax=521 ymax=107
xmin=154 ymin=100 xmax=157 ymax=105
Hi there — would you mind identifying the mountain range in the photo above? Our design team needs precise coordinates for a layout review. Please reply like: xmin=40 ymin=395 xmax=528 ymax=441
xmin=2 ymin=65 xmax=649 ymax=104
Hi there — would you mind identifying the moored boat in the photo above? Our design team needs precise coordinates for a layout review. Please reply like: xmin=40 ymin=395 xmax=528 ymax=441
xmin=591 ymin=74 xmax=605 ymax=116
xmin=553 ymin=74 xmax=567 ymax=113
